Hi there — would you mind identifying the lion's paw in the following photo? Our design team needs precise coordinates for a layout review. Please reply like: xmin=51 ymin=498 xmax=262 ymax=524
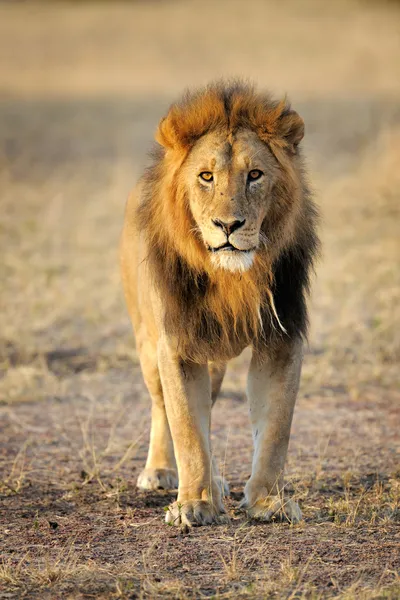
xmin=241 ymin=495 xmax=302 ymax=524
xmin=165 ymin=500 xmax=229 ymax=531
xmin=214 ymin=475 xmax=230 ymax=497
xmin=137 ymin=468 xmax=178 ymax=491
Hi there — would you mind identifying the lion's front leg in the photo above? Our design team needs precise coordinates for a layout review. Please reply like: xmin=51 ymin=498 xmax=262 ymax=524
xmin=136 ymin=339 xmax=178 ymax=491
xmin=157 ymin=338 xmax=226 ymax=530
xmin=241 ymin=340 xmax=303 ymax=524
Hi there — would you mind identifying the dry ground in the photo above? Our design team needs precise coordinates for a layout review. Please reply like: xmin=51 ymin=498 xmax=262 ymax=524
xmin=0 ymin=1 xmax=399 ymax=598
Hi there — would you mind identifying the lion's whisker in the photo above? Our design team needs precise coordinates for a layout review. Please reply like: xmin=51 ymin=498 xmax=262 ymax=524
xmin=248 ymin=147 xmax=264 ymax=162
xmin=259 ymin=232 xmax=270 ymax=248
xmin=266 ymin=288 xmax=287 ymax=335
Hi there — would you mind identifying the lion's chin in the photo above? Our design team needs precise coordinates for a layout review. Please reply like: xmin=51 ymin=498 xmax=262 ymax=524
xmin=210 ymin=250 xmax=255 ymax=273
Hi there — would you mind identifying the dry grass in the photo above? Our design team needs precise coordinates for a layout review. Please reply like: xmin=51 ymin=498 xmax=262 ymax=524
xmin=0 ymin=0 xmax=399 ymax=598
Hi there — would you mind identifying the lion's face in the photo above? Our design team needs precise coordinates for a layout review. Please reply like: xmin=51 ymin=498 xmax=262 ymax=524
xmin=182 ymin=129 xmax=279 ymax=273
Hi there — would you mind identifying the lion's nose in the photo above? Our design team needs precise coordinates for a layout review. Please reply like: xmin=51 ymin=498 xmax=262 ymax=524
xmin=212 ymin=218 xmax=246 ymax=236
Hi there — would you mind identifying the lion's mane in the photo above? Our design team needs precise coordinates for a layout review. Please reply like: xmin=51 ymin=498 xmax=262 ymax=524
xmin=137 ymin=81 xmax=319 ymax=362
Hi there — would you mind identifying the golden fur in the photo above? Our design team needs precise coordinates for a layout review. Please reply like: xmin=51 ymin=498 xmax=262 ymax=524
xmin=136 ymin=81 xmax=317 ymax=363
xmin=120 ymin=80 xmax=319 ymax=528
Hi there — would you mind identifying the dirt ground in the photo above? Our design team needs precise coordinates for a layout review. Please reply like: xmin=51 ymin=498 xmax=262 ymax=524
xmin=0 ymin=1 xmax=399 ymax=598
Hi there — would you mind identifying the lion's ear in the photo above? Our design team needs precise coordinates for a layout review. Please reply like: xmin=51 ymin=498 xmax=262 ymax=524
xmin=278 ymin=109 xmax=304 ymax=154
xmin=155 ymin=116 xmax=176 ymax=149
xmin=155 ymin=114 xmax=189 ymax=156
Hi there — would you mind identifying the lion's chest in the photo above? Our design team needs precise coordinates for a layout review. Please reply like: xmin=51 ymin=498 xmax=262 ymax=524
xmin=172 ymin=295 xmax=262 ymax=363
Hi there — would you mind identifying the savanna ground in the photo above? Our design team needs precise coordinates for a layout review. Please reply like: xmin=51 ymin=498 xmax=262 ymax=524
xmin=0 ymin=1 xmax=399 ymax=598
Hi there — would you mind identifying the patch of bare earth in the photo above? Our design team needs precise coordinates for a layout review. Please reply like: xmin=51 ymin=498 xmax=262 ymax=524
xmin=0 ymin=1 xmax=399 ymax=598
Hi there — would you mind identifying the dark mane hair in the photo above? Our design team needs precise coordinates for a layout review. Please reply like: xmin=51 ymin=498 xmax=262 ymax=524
xmin=137 ymin=80 xmax=319 ymax=362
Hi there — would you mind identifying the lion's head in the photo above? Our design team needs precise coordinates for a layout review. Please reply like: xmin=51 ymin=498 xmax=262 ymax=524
xmin=153 ymin=81 xmax=306 ymax=275
xmin=178 ymin=128 xmax=281 ymax=273
xmin=137 ymin=81 xmax=318 ymax=361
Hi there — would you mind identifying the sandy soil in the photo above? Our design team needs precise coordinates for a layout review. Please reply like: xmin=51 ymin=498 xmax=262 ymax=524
xmin=0 ymin=1 xmax=399 ymax=598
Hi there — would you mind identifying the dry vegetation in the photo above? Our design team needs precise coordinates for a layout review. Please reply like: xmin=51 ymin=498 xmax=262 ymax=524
xmin=0 ymin=1 xmax=399 ymax=598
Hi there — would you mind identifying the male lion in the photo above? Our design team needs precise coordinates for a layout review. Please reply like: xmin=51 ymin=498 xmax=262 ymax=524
xmin=120 ymin=81 xmax=318 ymax=529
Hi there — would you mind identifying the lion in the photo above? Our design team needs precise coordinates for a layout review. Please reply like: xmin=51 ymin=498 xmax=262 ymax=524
xmin=120 ymin=80 xmax=319 ymax=529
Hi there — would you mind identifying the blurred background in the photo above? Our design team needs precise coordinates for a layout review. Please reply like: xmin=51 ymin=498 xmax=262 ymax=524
xmin=0 ymin=1 xmax=399 ymax=596
xmin=1 ymin=0 xmax=399 ymax=400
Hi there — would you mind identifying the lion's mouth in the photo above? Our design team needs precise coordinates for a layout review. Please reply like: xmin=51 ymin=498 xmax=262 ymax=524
xmin=208 ymin=242 xmax=255 ymax=253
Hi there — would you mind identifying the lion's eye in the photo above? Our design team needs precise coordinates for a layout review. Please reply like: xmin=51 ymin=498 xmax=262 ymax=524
xmin=248 ymin=170 xmax=263 ymax=181
xmin=199 ymin=172 xmax=213 ymax=182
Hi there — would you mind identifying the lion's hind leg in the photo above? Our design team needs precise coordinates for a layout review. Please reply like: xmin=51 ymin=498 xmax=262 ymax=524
xmin=209 ymin=361 xmax=230 ymax=497
xmin=209 ymin=361 xmax=227 ymax=405
xmin=137 ymin=340 xmax=178 ymax=491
